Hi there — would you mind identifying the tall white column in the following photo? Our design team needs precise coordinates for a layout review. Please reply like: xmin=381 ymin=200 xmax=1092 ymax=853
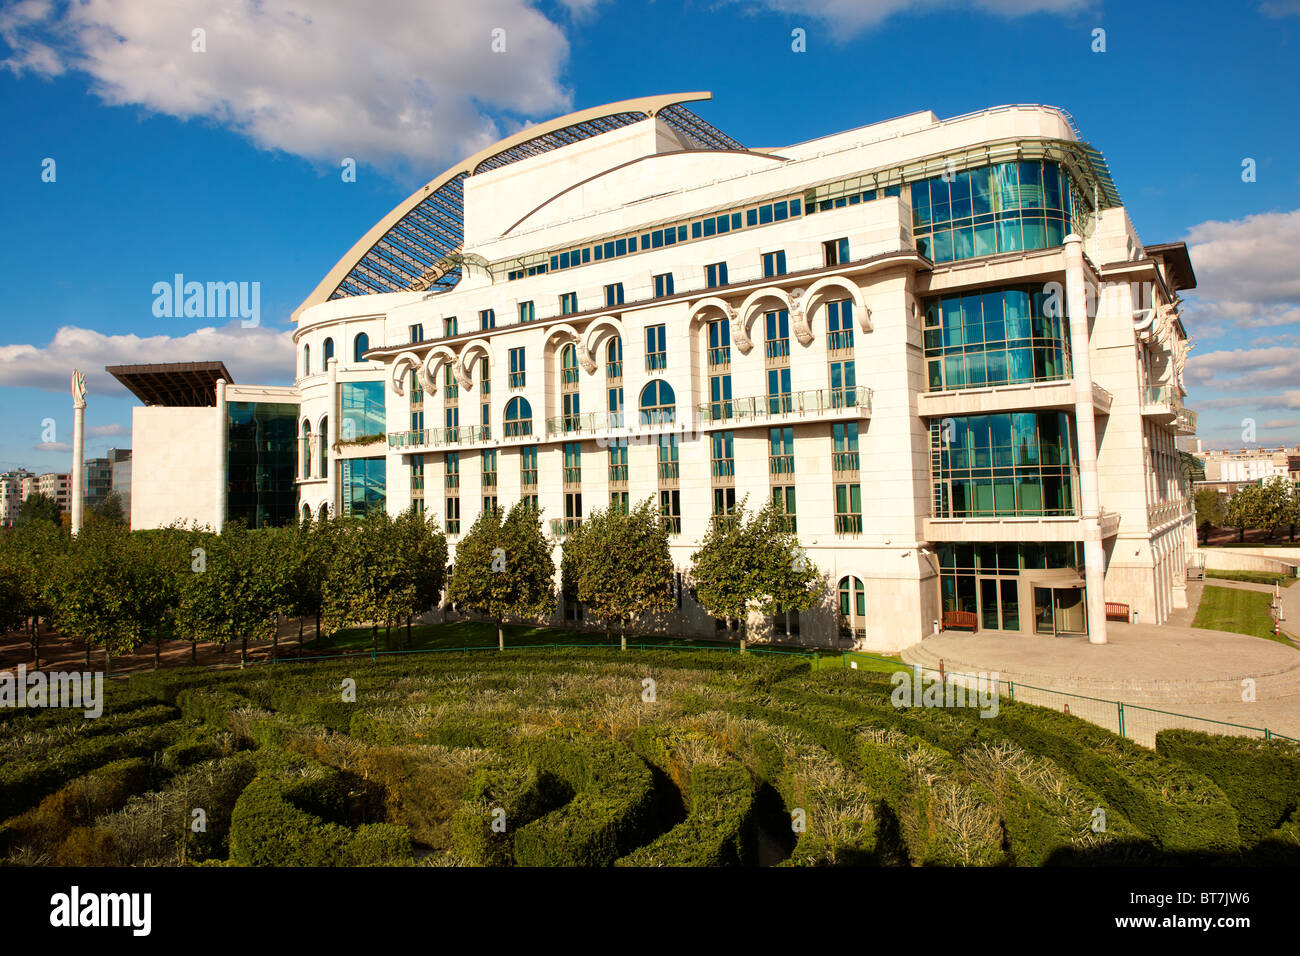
xmin=1063 ymin=235 xmax=1107 ymax=644
xmin=215 ymin=378 xmax=228 ymax=532
xmin=70 ymin=370 xmax=86 ymax=535
xmin=326 ymin=358 xmax=338 ymax=517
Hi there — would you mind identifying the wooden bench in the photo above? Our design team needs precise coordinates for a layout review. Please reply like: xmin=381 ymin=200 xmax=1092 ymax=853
xmin=1105 ymin=602 xmax=1130 ymax=622
xmin=941 ymin=610 xmax=977 ymax=631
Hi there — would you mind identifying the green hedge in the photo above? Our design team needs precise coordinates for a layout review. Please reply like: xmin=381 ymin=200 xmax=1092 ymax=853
xmin=0 ymin=718 xmax=182 ymax=820
xmin=511 ymin=732 xmax=656 ymax=866
xmin=616 ymin=761 xmax=755 ymax=867
xmin=229 ymin=752 xmax=412 ymax=866
xmin=1155 ymin=730 xmax=1300 ymax=845
xmin=450 ymin=764 xmax=572 ymax=866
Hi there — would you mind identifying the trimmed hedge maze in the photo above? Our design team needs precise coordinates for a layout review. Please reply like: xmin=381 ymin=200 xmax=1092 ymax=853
xmin=2 ymin=650 xmax=1299 ymax=866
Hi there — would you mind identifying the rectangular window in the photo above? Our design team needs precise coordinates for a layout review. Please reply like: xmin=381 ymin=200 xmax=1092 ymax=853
xmin=833 ymin=422 xmax=860 ymax=473
xmin=520 ymin=445 xmax=538 ymax=488
xmin=409 ymin=323 xmax=424 ymax=343
xmin=563 ymin=441 xmax=581 ymax=485
xmin=769 ymin=427 xmax=794 ymax=477
xmin=518 ymin=300 xmax=535 ymax=323
xmin=705 ymin=262 xmax=729 ymax=289
xmin=766 ymin=367 xmax=792 ymax=414
xmin=823 ymin=238 xmax=849 ymax=266
xmin=827 ymin=299 xmax=855 ymax=352
xmin=560 ymin=291 xmax=578 ymax=315
xmin=765 ymin=309 xmax=791 ymax=361
xmin=608 ymin=386 xmax=624 ymax=426
xmin=482 ymin=449 xmax=497 ymax=489
xmin=509 ymin=347 xmax=526 ymax=388
xmin=772 ymin=485 xmax=796 ymax=532
xmin=653 ymin=273 xmax=674 ymax=298
xmin=608 ymin=440 xmax=628 ymax=484
xmin=762 ymin=250 xmax=787 ymax=278
xmin=711 ymin=430 xmax=735 ymax=481
xmin=445 ymin=496 xmax=460 ymax=534
xmin=444 ymin=317 xmax=458 ymax=337
xmin=645 ymin=324 xmax=667 ymax=371
xmin=713 ymin=486 xmax=737 ymax=516
xmin=480 ymin=308 xmax=495 ymax=330
xmin=835 ymin=483 xmax=863 ymax=534
xmin=341 ymin=381 xmax=386 ymax=440
xmin=659 ymin=488 xmax=681 ymax=534
xmin=482 ymin=495 xmax=497 ymax=514
xmin=610 ymin=491 xmax=629 ymax=514
xmin=604 ymin=283 xmax=624 ymax=307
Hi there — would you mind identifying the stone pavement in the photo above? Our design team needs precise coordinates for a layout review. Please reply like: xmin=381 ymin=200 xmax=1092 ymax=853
xmin=900 ymin=618 xmax=1300 ymax=745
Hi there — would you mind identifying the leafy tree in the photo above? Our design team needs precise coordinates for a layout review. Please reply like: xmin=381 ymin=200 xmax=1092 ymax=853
xmin=1223 ymin=484 xmax=1266 ymax=543
xmin=562 ymin=498 xmax=673 ymax=648
xmin=328 ymin=510 xmax=403 ymax=655
xmin=90 ymin=492 xmax=127 ymax=526
xmin=447 ymin=502 xmax=555 ymax=650
xmin=689 ymin=497 xmax=824 ymax=641
xmin=390 ymin=506 xmax=448 ymax=648
xmin=1194 ymin=488 xmax=1224 ymax=545
xmin=45 ymin=521 xmax=140 ymax=672
xmin=0 ymin=520 xmax=67 ymax=661
xmin=16 ymin=492 xmax=62 ymax=527
xmin=1258 ymin=475 xmax=1297 ymax=540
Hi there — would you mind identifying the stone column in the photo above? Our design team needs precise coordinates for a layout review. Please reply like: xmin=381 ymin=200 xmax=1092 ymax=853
xmin=326 ymin=358 xmax=338 ymax=516
xmin=70 ymin=370 xmax=86 ymax=535
xmin=215 ymin=378 xmax=228 ymax=532
xmin=1063 ymin=235 xmax=1107 ymax=644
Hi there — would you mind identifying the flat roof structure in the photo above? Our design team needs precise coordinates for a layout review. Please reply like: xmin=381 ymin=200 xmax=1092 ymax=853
xmin=107 ymin=361 xmax=234 ymax=406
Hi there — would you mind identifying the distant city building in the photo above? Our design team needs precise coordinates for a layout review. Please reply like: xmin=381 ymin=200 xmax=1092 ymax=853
xmin=83 ymin=457 xmax=113 ymax=511
xmin=1197 ymin=446 xmax=1295 ymax=483
xmin=110 ymin=448 xmax=132 ymax=520
xmin=35 ymin=473 xmax=73 ymax=513
xmin=0 ymin=469 xmax=35 ymax=527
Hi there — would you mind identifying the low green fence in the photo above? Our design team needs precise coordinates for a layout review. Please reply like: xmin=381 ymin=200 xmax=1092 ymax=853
xmin=245 ymin=640 xmax=1296 ymax=749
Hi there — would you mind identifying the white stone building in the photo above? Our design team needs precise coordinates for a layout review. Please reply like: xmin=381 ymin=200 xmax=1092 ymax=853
xmin=126 ymin=93 xmax=1200 ymax=652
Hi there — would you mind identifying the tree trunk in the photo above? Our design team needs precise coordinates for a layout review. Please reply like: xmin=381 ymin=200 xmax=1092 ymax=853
xmin=105 ymin=649 xmax=111 ymax=678
xmin=406 ymin=616 xmax=412 ymax=650
xmin=240 ymin=636 xmax=247 ymax=670
xmin=298 ymin=616 xmax=303 ymax=651
xmin=497 ymin=620 xmax=504 ymax=651
xmin=84 ymin=639 xmax=90 ymax=670
xmin=272 ymin=629 xmax=279 ymax=662
xmin=33 ymin=627 xmax=39 ymax=669
xmin=385 ymin=621 xmax=392 ymax=651
xmin=191 ymin=641 xmax=197 ymax=665
xmin=372 ymin=623 xmax=378 ymax=657
xmin=154 ymin=626 xmax=161 ymax=671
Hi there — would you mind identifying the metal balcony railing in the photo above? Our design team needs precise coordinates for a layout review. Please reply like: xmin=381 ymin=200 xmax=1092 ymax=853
xmin=646 ymin=352 xmax=667 ymax=372
xmin=832 ymin=450 xmax=860 ymax=474
xmin=769 ymin=454 xmax=795 ymax=476
xmin=697 ymin=386 xmax=871 ymax=424
xmin=388 ymin=426 xmax=491 ymax=450
xmin=708 ymin=347 xmax=731 ymax=368
xmin=508 ymin=372 xmax=526 ymax=389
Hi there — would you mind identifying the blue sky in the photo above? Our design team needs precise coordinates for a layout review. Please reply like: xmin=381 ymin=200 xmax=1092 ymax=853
xmin=1 ymin=0 xmax=1298 ymax=475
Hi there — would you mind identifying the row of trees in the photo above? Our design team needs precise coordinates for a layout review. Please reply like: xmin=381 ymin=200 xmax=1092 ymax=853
xmin=0 ymin=495 xmax=826 ymax=667
xmin=1195 ymin=476 xmax=1300 ymax=544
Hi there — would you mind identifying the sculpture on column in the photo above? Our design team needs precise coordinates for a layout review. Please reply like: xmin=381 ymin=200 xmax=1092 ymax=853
xmin=70 ymin=369 xmax=86 ymax=535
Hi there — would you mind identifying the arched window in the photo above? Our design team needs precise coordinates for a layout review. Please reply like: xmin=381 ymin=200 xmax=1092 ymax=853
xmin=302 ymin=503 xmax=312 ymax=522
xmin=318 ymin=503 xmax=329 ymax=521
xmin=838 ymin=576 xmax=866 ymax=641
xmin=639 ymin=380 xmax=675 ymax=425
xmin=504 ymin=396 xmax=533 ymax=437
xmin=353 ymin=332 xmax=369 ymax=363
xmin=300 ymin=419 xmax=312 ymax=479
xmin=317 ymin=417 xmax=328 ymax=478
xmin=303 ymin=344 xmax=311 ymax=377
xmin=322 ymin=337 xmax=334 ymax=369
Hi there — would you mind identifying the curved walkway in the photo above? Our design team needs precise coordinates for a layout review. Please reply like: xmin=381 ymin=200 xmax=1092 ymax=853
xmin=901 ymin=620 xmax=1300 ymax=745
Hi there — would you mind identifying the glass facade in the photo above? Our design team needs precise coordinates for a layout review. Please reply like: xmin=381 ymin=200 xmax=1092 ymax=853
xmin=937 ymin=542 xmax=1085 ymax=633
xmin=341 ymin=381 xmax=385 ymax=441
xmin=911 ymin=160 xmax=1078 ymax=265
xmin=932 ymin=411 xmax=1077 ymax=518
xmin=924 ymin=285 xmax=1071 ymax=391
xmin=226 ymin=401 xmax=297 ymax=528
xmin=341 ymin=456 xmax=386 ymax=518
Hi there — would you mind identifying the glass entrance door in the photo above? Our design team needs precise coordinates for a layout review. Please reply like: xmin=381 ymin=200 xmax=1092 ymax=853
xmin=1033 ymin=586 xmax=1088 ymax=636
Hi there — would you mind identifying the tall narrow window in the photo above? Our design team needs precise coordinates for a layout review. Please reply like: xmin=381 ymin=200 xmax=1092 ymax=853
xmin=653 ymin=273 xmax=674 ymax=298
xmin=560 ymin=344 xmax=581 ymax=432
xmin=303 ymin=345 xmax=310 ymax=377
xmin=604 ymin=283 xmax=624 ymax=307
xmin=560 ymin=291 xmax=578 ymax=315
xmin=708 ymin=318 xmax=732 ymax=422
xmin=443 ymin=317 xmax=457 ymax=337
xmin=409 ymin=323 xmax=424 ymax=343
xmin=606 ymin=337 xmax=623 ymax=381
xmin=705 ymin=262 xmax=729 ymax=289
xmin=645 ymin=324 xmax=667 ymax=372
xmin=353 ymin=333 xmax=369 ymax=363
xmin=518 ymin=300 xmax=535 ymax=323
xmin=766 ymin=367 xmax=792 ymax=414
xmin=563 ymin=442 xmax=582 ymax=485
xmin=765 ymin=309 xmax=791 ymax=361
xmin=480 ymin=308 xmax=495 ymax=330
xmin=520 ymin=445 xmax=538 ymax=493
xmin=322 ymin=337 xmax=334 ymax=370
xmin=509 ymin=347 xmax=526 ymax=388
xmin=835 ymin=482 xmax=863 ymax=534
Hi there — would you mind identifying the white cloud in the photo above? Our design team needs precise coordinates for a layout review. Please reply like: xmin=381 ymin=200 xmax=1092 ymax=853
xmin=86 ymin=423 xmax=129 ymax=437
xmin=33 ymin=441 xmax=72 ymax=452
xmin=1 ymin=0 xmax=576 ymax=170
xmin=1185 ymin=209 xmax=1300 ymax=306
xmin=0 ymin=322 xmax=295 ymax=397
xmin=749 ymin=0 xmax=1090 ymax=35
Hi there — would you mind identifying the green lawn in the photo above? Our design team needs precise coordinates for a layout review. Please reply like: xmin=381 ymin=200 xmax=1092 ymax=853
xmin=1193 ymin=586 xmax=1293 ymax=644
xmin=1206 ymin=569 xmax=1297 ymax=588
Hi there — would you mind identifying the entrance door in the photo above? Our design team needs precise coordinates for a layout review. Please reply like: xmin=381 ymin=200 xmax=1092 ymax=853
xmin=979 ymin=579 xmax=1000 ymax=630
xmin=1033 ymin=586 xmax=1088 ymax=636
xmin=1000 ymin=579 xmax=1020 ymax=631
